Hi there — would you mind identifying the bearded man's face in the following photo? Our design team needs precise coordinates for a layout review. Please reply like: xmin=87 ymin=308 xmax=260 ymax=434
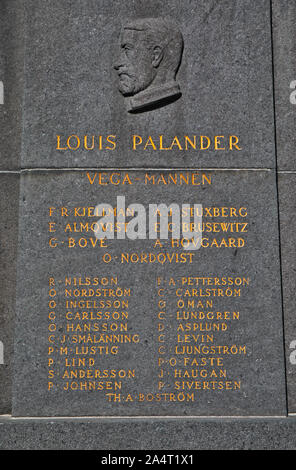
xmin=114 ymin=29 xmax=156 ymax=96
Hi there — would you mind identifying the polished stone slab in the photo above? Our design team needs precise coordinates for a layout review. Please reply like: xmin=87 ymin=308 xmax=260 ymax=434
xmin=278 ymin=172 xmax=296 ymax=412
xmin=0 ymin=416 xmax=296 ymax=449
xmin=22 ymin=0 xmax=275 ymax=169
xmin=0 ymin=174 xmax=20 ymax=413
xmin=272 ymin=0 xmax=296 ymax=170
xmin=0 ymin=0 xmax=24 ymax=170
xmin=12 ymin=169 xmax=286 ymax=416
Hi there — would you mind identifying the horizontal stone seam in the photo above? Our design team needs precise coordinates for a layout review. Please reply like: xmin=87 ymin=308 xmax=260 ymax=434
xmin=1 ymin=415 xmax=288 ymax=420
xmin=0 ymin=168 xmax=279 ymax=173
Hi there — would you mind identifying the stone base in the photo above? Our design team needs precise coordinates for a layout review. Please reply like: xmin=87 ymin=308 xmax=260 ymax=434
xmin=0 ymin=416 xmax=296 ymax=449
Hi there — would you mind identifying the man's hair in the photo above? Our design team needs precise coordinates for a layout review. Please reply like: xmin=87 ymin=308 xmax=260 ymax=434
xmin=123 ymin=17 xmax=184 ymax=77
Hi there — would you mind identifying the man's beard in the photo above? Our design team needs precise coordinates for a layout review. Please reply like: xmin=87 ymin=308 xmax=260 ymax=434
xmin=117 ymin=68 xmax=153 ymax=97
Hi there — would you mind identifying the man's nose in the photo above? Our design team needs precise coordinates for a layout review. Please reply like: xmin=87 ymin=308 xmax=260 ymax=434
xmin=114 ymin=52 xmax=126 ymax=71
xmin=114 ymin=58 xmax=124 ymax=71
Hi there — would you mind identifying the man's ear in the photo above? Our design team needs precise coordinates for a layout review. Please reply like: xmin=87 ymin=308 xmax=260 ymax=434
xmin=152 ymin=46 xmax=163 ymax=68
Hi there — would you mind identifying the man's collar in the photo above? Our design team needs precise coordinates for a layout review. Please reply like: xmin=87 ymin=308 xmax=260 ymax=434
xmin=127 ymin=80 xmax=181 ymax=112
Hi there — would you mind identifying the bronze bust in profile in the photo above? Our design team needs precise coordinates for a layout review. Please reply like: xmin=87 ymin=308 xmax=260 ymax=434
xmin=114 ymin=17 xmax=184 ymax=112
